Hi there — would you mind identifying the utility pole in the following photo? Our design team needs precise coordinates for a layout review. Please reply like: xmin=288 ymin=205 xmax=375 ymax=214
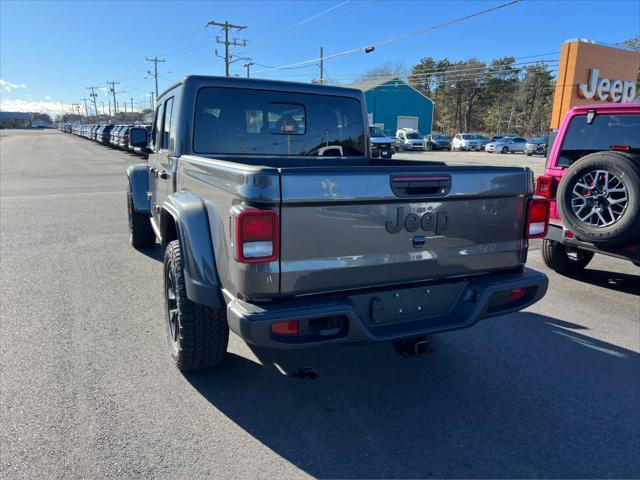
xmin=108 ymin=100 xmax=112 ymax=116
xmin=243 ymin=61 xmax=254 ymax=78
xmin=107 ymin=81 xmax=120 ymax=115
xmin=130 ymin=97 xmax=134 ymax=113
xmin=320 ymin=47 xmax=324 ymax=85
xmin=207 ymin=20 xmax=247 ymax=76
xmin=81 ymin=98 xmax=90 ymax=119
xmin=146 ymin=56 xmax=166 ymax=97
xmin=150 ymin=91 xmax=155 ymax=110
xmin=124 ymin=102 xmax=127 ymax=114
xmin=86 ymin=86 xmax=99 ymax=117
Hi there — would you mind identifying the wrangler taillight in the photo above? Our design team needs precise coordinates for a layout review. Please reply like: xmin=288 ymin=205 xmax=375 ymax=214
xmin=535 ymin=175 xmax=555 ymax=199
xmin=236 ymin=210 xmax=278 ymax=263
xmin=525 ymin=198 xmax=550 ymax=239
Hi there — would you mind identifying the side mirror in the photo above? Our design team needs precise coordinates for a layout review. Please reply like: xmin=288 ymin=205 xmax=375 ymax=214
xmin=130 ymin=127 xmax=147 ymax=148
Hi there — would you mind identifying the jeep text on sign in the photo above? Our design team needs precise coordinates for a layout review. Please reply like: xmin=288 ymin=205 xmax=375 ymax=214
xmin=550 ymin=39 xmax=640 ymax=129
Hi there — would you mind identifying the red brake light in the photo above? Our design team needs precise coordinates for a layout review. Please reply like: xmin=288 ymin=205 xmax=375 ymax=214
xmin=271 ymin=321 xmax=299 ymax=335
xmin=535 ymin=175 xmax=555 ymax=199
xmin=611 ymin=144 xmax=631 ymax=151
xmin=236 ymin=210 xmax=278 ymax=263
xmin=509 ymin=287 xmax=528 ymax=302
xmin=526 ymin=198 xmax=550 ymax=239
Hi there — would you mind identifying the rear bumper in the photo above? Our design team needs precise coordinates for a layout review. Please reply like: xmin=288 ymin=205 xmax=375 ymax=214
xmin=546 ymin=223 xmax=640 ymax=263
xmin=225 ymin=268 xmax=548 ymax=348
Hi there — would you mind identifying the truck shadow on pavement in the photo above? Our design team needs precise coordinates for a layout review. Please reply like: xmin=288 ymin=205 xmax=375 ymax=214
xmin=185 ymin=313 xmax=640 ymax=479
xmin=569 ymin=268 xmax=640 ymax=295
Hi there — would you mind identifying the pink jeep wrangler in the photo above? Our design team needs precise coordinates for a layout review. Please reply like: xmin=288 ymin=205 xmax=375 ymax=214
xmin=535 ymin=103 xmax=640 ymax=274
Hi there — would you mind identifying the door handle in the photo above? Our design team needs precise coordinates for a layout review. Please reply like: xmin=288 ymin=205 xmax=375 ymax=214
xmin=159 ymin=171 xmax=169 ymax=180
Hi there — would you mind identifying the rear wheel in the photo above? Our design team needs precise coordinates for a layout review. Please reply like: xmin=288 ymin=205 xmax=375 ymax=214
xmin=127 ymin=187 xmax=155 ymax=249
xmin=164 ymin=240 xmax=229 ymax=371
xmin=501 ymin=146 xmax=509 ymax=154
xmin=556 ymin=151 xmax=640 ymax=246
xmin=541 ymin=239 xmax=594 ymax=275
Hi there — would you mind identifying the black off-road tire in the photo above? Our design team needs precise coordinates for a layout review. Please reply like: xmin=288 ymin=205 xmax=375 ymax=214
xmin=127 ymin=188 xmax=155 ymax=249
xmin=556 ymin=152 xmax=640 ymax=246
xmin=164 ymin=240 xmax=228 ymax=371
xmin=541 ymin=239 xmax=594 ymax=275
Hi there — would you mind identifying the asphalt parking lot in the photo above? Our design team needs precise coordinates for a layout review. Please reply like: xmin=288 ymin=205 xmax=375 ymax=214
xmin=1 ymin=129 xmax=638 ymax=479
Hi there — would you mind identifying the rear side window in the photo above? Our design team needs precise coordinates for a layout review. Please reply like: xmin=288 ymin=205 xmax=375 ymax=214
xmin=152 ymin=103 xmax=164 ymax=149
xmin=161 ymin=97 xmax=174 ymax=150
xmin=193 ymin=87 xmax=365 ymax=156
xmin=558 ymin=114 xmax=640 ymax=167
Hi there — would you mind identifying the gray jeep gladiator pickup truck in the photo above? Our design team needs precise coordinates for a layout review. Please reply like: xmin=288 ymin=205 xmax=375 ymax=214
xmin=127 ymin=75 xmax=549 ymax=371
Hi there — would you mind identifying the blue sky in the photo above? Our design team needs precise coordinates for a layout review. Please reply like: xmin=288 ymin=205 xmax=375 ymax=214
xmin=1 ymin=0 xmax=638 ymax=116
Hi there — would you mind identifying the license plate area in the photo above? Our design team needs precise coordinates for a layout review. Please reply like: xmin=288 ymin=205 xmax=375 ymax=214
xmin=352 ymin=282 xmax=467 ymax=326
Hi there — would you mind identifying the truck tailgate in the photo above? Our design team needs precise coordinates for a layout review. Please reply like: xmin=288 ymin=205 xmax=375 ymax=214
xmin=279 ymin=166 xmax=532 ymax=296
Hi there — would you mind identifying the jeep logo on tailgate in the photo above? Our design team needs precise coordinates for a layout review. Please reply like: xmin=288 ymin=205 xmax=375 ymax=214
xmin=385 ymin=207 xmax=448 ymax=234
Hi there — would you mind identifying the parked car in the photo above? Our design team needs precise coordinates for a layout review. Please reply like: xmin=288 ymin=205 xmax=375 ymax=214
xmin=536 ymin=103 xmax=640 ymax=274
xmin=110 ymin=125 xmax=125 ymax=147
xmin=118 ymin=125 xmax=133 ymax=149
xmin=424 ymin=133 xmax=452 ymax=151
xmin=473 ymin=134 xmax=491 ymax=150
xmin=126 ymin=75 xmax=548 ymax=372
xmin=525 ymin=136 xmax=548 ymax=156
xmin=369 ymin=126 xmax=394 ymax=158
xmin=96 ymin=124 xmax=114 ymax=144
xmin=485 ymin=136 xmax=527 ymax=154
xmin=396 ymin=128 xmax=425 ymax=150
xmin=452 ymin=133 xmax=480 ymax=151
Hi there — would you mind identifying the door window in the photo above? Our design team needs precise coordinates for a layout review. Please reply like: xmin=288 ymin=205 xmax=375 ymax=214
xmin=162 ymin=97 xmax=175 ymax=150
xmin=152 ymin=102 xmax=165 ymax=150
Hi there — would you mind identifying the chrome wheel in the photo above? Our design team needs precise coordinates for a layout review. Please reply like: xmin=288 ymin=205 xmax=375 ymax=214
xmin=571 ymin=169 xmax=628 ymax=227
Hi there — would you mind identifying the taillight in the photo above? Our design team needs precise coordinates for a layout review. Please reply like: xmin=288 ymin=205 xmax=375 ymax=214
xmin=236 ymin=210 xmax=278 ymax=263
xmin=535 ymin=175 xmax=555 ymax=198
xmin=525 ymin=198 xmax=550 ymax=239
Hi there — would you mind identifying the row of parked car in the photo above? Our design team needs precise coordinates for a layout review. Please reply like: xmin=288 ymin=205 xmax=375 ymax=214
xmin=59 ymin=123 xmax=151 ymax=154
xmin=387 ymin=128 xmax=548 ymax=156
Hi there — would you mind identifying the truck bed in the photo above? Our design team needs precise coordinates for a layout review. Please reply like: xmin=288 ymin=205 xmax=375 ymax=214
xmin=178 ymin=155 xmax=533 ymax=300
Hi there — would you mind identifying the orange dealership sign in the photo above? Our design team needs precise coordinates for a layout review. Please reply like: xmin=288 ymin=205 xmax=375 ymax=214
xmin=550 ymin=39 xmax=640 ymax=129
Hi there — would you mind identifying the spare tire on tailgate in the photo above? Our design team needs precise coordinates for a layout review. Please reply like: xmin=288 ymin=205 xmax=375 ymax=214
xmin=556 ymin=151 xmax=640 ymax=246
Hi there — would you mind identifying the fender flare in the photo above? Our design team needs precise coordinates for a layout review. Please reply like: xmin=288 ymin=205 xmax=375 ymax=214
xmin=161 ymin=193 xmax=224 ymax=308
xmin=126 ymin=164 xmax=150 ymax=212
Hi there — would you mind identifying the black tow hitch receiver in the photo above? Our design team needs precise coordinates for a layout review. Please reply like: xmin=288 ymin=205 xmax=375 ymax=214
xmin=393 ymin=336 xmax=433 ymax=357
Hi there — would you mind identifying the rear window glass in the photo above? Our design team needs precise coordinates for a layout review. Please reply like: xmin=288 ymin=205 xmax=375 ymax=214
xmin=193 ymin=87 xmax=365 ymax=156
xmin=558 ymin=114 xmax=640 ymax=167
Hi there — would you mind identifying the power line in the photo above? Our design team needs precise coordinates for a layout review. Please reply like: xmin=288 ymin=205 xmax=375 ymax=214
xmin=107 ymin=81 xmax=120 ymax=115
xmin=86 ymin=86 xmax=100 ymax=117
xmin=253 ymin=0 xmax=523 ymax=74
xmin=251 ymin=0 xmax=350 ymax=44
xmin=207 ymin=20 xmax=247 ymax=76
xmin=146 ymin=57 xmax=166 ymax=97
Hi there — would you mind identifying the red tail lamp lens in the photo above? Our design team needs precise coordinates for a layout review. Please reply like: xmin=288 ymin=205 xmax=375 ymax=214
xmin=236 ymin=210 xmax=278 ymax=263
xmin=509 ymin=288 xmax=528 ymax=302
xmin=526 ymin=198 xmax=550 ymax=238
xmin=271 ymin=321 xmax=299 ymax=335
xmin=535 ymin=175 xmax=555 ymax=198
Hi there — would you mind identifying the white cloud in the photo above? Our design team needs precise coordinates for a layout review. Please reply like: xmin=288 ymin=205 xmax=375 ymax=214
xmin=44 ymin=95 xmax=52 ymax=100
xmin=0 ymin=98 xmax=66 ymax=117
xmin=0 ymin=79 xmax=27 ymax=93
